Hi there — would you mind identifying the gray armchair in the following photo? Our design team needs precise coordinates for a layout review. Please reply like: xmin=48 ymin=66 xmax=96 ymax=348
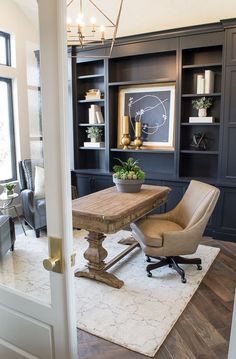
xmin=0 ymin=215 xmax=15 ymax=259
xmin=19 ymin=159 xmax=46 ymax=237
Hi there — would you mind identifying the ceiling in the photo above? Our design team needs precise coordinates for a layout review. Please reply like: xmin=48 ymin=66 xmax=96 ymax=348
xmin=13 ymin=0 xmax=236 ymax=38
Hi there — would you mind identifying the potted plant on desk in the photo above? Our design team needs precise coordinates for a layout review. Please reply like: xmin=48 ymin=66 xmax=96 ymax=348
xmin=113 ymin=157 xmax=145 ymax=193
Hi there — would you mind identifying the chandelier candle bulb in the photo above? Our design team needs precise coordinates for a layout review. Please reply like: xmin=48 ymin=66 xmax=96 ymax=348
xmin=123 ymin=116 xmax=129 ymax=135
xmin=67 ymin=17 xmax=72 ymax=32
xmin=135 ymin=121 xmax=142 ymax=137
xmin=91 ymin=17 xmax=96 ymax=32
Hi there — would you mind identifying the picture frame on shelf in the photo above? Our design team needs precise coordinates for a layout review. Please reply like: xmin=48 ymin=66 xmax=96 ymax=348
xmin=117 ymin=83 xmax=176 ymax=150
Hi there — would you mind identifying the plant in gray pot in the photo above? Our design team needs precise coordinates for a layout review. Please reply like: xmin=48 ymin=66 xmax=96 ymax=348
xmin=113 ymin=157 xmax=145 ymax=193
xmin=4 ymin=183 xmax=16 ymax=196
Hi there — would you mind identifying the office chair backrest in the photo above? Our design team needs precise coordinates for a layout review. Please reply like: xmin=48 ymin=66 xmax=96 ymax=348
xmin=174 ymin=180 xmax=220 ymax=229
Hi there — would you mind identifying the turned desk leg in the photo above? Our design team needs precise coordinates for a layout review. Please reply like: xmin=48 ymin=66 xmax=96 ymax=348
xmin=75 ymin=231 xmax=124 ymax=289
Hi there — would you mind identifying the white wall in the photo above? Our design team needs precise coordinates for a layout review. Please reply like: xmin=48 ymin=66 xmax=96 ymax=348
xmin=0 ymin=0 xmax=39 ymax=163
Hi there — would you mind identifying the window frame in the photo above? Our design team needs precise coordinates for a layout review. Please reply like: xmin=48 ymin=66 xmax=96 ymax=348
xmin=0 ymin=31 xmax=11 ymax=67
xmin=0 ymin=77 xmax=17 ymax=183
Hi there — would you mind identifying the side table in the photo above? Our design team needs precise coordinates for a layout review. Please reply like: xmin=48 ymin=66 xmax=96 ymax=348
xmin=0 ymin=192 xmax=26 ymax=236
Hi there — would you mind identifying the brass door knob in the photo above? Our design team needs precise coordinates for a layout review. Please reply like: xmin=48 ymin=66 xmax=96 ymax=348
xmin=43 ymin=257 xmax=60 ymax=272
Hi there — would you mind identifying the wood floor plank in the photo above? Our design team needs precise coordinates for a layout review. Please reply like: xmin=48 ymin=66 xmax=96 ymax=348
xmin=174 ymin=316 xmax=216 ymax=358
xmin=203 ymin=271 xmax=233 ymax=303
xmin=183 ymin=302 xmax=226 ymax=348
xmin=158 ymin=327 xmax=196 ymax=359
xmin=77 ymin=239 xmax=236 ymax=359
xmin=190 ymin=290 xmax=231 ymax=330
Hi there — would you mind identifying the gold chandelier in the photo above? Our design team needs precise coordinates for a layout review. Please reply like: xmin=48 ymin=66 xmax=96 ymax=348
xmin=67 ymin=0 xmax=123 ymax=57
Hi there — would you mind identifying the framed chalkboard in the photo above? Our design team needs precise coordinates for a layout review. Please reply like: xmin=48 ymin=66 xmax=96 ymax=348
xmin=118 ymin=83 xmax=175 ymax=149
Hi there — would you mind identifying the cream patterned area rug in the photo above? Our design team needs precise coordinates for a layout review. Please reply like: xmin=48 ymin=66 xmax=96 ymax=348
xmin=0 ymin=229 xmax=220 ymax=357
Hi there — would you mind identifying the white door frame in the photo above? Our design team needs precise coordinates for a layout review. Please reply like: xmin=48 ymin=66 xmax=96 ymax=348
xmin=0 ymin=1 xmax=77 ymax=358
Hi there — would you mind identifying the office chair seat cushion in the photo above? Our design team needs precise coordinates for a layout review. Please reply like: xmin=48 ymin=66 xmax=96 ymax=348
xmin=132 ymin=219 xmax=183 ymax=247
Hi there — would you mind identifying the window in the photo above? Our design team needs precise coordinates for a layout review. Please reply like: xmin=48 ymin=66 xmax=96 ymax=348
xmin=0 ymin=78 xmax=16 ymax=182
xmin=0 ymin=31 xmax=11 ymax=66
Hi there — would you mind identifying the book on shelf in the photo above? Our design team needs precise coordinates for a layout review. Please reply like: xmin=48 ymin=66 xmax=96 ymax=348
xmin=88 ymin=104 xmax=101 ymax=124
xmin=85 ymin=94 xmax=102 ymax=100
xmin=204 ymin=70 xmax=215 ymax=93
xmin=83 ymin=142 xmax=105 ymax=148
xmin=189 ymin=116 xmax=215 ymax=123
xmin=196 ymin=71 xmax=215 ymax=94
xmin=85 ymin=88 xmax=102 ymax=100
xmin=196 ymin=74 xmax=205 ymax=94
xmin=96 ymin=111 xmax=104 ymax=124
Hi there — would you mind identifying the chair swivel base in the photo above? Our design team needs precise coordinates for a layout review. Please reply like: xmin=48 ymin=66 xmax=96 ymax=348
xmin=146 ymin=255 xmax=202 ymax=283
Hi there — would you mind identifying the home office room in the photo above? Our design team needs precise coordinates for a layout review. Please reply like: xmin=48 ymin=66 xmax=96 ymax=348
xmin=0 ymin=1 xmax=236 ymax=358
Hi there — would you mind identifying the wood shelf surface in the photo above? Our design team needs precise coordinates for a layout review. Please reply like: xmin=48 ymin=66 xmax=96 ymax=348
xmin=180 ymin=150 xmax=219 ymax=154
xmin=182 ymin=93 xmax=221 ymax=97
xmin=78 ymin=123 xmax=105 ymax=127
xmin=110 ymin=148 xmax=175 ymax=154
xmin=182 ymin=62 xmax=222 ymax=69
xmin=79 ymin=147 xmax=105 ymax=150
xmin=108 ymin=78 xmax=176 ymax=86
xmin=78 ymin=74 xmax=104 ymax=79
xmin=181 ymin=122 xmax=220 ymax=126
xmin=78 ymin=99 xmax=105 ymax=103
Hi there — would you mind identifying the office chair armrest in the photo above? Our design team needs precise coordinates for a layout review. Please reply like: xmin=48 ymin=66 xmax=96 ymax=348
xmin=162 ymin=221 xmax=205 ymax=257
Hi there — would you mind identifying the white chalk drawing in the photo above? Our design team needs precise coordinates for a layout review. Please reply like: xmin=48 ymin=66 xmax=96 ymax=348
xmin=118 ymin=84 xmax=175 ymax=149
xmin=128 ymin=95 xmax=168 ymax=135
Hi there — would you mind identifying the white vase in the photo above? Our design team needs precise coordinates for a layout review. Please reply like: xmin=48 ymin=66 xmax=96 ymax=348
xmin=198 ymin=108 xmax=207 ymax=117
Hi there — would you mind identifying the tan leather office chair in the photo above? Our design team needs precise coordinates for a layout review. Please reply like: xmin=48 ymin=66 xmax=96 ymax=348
xmin=131 ymin=180 xmax=220 ymax=283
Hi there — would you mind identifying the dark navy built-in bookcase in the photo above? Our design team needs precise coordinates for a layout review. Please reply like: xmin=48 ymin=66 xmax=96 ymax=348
xmin=70 ymin=19 xmax=236 ymax=242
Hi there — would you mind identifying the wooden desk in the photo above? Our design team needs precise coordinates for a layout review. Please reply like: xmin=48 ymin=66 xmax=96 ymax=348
xmin=72 ymin=185 xmax=170 ymax=288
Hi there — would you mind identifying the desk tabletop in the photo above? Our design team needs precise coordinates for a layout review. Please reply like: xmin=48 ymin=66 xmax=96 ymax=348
xmin=72 ymin=185 xmax=170 ymax=233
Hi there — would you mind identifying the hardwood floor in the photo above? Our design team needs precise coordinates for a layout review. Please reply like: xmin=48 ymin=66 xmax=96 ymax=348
xmin=77 ymin=238 xmax=236 ymax=359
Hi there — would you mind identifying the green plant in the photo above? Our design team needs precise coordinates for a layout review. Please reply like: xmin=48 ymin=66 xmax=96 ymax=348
xmin=4 ymin=183 xmax=16 ymax=192
xmin=86 ymin=126 xmax=103 ymax=141
xmin=192 ymin=97 xmax=213 ymax=110
xmin=113 ymin=157 xmax=145 ymax=180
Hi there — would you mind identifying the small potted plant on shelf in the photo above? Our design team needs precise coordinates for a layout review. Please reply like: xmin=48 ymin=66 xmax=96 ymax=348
xmin=4 ymin=183 xmax=16 ymax=196
xmin=113 ymin=157 xmax=145 ymax=193
xmin=86 ymin=126 xmax=103 ymax=143
xmin=192 ymin=96 xmax=213 ymax=117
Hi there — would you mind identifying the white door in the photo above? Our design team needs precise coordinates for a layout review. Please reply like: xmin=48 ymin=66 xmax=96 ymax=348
xmin=0 ymin=1 xmax=77 ymax=358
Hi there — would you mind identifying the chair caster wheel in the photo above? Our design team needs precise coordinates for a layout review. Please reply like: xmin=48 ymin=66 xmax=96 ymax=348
xmin=147 ymin=272 xmax=152 ymax=278
xmin=169 ymin=264 xmax=172 ymax=268
xmin=181 ymin=277 xmax=187 ymax=283
xmin=146 ymin=256 xmax=151 ymax=263
xmin=197 ymin=265 xmax=202 ymax=270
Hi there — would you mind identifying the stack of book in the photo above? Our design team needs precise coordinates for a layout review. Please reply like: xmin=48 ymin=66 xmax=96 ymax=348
xmin=196 ymin=70 xmax=215 ymax=94
xmin=189 ymin=116 xmax=214 ymax=123
xmin=85 ymin=89 xmax=102 ymax=100
xmin=83 ymin=142 xmax=105 ymax=148
xmin=88 ymin=105 xmax=104 ymax=124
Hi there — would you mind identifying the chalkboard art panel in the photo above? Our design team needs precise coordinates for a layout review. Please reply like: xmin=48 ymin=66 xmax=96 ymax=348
xmin=118 ymin=84 xmax=175 ymax=150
